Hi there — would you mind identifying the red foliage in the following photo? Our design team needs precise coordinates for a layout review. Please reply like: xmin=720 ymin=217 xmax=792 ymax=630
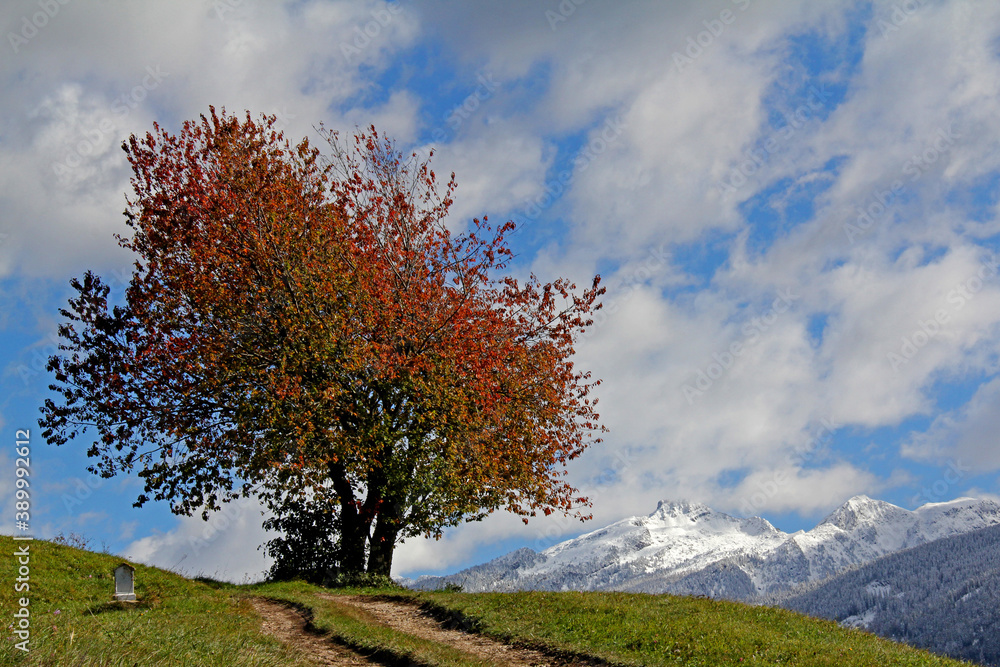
xmin=40 ymin=108 xmax=606 ymax=574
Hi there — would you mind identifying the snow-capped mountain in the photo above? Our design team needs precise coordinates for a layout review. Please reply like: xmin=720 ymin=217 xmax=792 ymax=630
xmin=411 ymin=496 xmax=1000 ymax=601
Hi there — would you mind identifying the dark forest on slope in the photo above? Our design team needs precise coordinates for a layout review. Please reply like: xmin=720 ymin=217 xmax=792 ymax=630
xmin=780 ymin=523 xmax=1000 ymax=667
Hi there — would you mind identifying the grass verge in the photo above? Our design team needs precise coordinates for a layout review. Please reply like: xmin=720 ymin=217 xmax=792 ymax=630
xmin=416 ymin=590 xmax=973 ymax=666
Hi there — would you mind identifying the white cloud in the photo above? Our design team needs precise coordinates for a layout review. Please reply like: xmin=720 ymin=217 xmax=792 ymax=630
xmin=904 ymin=376 xmax=1000 ymax=472
xmin=124 ymin=497 xmax=272 ymax=583
xmin=424 ymin=127 xmax=550 ymax=229
xmin=720 ymin=462 xmax=883 ymax=517
xmin=0 ymin=0 xmax=422 ymax=279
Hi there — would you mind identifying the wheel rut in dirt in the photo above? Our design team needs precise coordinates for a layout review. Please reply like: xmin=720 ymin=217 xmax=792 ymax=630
xmin=251 ymin=597 xmax=377 ymax=666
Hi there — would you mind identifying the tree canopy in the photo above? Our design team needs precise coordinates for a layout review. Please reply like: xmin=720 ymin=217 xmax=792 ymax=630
xmin=40 ymin=108 xmax=606 ymax=576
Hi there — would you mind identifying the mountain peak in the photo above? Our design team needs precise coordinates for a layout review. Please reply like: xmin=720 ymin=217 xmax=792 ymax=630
xmin=653 ymin=499 xmax=713 ymax=518
xmin=819 ymin=496 xmax=908 ymax=532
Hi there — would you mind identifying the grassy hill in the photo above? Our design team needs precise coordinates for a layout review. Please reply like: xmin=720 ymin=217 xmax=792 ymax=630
xmin=0 ymin=535 xmax=310 ymax=667
xmin=0 ymin=535 xmax=977 ymax=666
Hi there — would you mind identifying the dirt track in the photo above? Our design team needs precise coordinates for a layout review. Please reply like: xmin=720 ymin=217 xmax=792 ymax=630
xmin=253 ymin=594 xmax=596 ymax=666
xmin=251 ymin=598 xmax=376 ymax=666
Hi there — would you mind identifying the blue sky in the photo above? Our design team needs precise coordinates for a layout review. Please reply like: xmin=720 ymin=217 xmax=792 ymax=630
xmin=3 ymin=0 xmax=1000 ymax=581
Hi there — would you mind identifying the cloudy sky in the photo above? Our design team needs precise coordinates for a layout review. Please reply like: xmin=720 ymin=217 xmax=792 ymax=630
xmin=3 ymin=0 xmax=1000 ymax=582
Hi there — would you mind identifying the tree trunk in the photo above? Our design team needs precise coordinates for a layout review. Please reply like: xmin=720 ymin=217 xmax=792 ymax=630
xmin=367 ymin=507 xmax=401 ymax=576
xmin=330 ymin=461 xmax=367 ymax=573
xmin=338 ymin=513 xmax=367 ymax=574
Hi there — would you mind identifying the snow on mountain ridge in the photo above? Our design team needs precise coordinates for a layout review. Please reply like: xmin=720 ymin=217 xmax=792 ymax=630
xmin=412 ymin=496 xmax=1000 ymax=599
xmin=652 ymin=498 xmax=714 ymax=517
xmin=817 ymin=495 xmax=905 ymax=531
xmin=534 ymin=498 xmax=789 ymax=579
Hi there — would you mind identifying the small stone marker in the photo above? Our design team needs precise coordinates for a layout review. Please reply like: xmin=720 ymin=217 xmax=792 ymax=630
xmin=113 ymin=563 xmax=136 ymax=601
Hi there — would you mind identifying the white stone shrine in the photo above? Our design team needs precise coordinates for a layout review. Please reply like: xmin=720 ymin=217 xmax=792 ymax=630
xmin=113 ymin=563 xmax=136 ymax=601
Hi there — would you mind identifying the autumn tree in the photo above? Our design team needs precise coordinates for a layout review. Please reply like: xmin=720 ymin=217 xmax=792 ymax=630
xmin=40 ymin=108 xmax=606 ymax=577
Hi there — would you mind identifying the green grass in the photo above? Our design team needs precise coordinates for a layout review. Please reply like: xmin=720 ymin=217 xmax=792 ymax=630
xmin=0 ymin=535 xmax=309 ymax=667
xmin=1 ymin=535 xmax=977 ymax=666
xmin=417 ymin=590 xmax=974 ymax=666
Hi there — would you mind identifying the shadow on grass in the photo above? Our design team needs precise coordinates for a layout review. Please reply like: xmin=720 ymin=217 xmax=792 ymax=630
xmin=85 ymin=598 xmax=157 ymax=615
